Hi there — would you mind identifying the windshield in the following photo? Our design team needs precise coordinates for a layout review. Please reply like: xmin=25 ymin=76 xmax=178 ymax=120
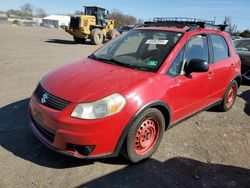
xmin=235 ymin=39 xmax=250 ymax=52
xmin=90 ymin=29 xmax=183 ymax=72
xmin=85 ymin=7 xmax=105 ymax=18
xmin=85 ymin=7 xmax=96 ymax=16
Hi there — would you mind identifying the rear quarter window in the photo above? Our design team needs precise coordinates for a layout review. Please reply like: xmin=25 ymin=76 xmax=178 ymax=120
xmin=228 ymin=35 xmax=237 ymax=53
xmin=210 ymin=34 xmax=230 ymax=62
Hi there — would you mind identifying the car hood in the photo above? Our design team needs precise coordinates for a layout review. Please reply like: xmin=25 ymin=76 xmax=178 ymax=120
xmin=41 ymin=57 xmax=154 ymax=102
xmin=237 ymin=51 xmax=250 ymax=56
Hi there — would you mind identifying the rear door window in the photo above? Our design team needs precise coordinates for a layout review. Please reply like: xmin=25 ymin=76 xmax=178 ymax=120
xmin=210 ymin=34 xmax=230 ymax=62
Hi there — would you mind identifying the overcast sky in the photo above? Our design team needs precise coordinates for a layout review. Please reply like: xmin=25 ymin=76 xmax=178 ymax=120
xmin=1 ymin=0 xmax=249 ymax=31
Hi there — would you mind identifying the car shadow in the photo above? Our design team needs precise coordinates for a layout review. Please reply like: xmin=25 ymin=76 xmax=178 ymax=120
xmin=242 ymin=79 xmax=250 ymax=86
xmin=45 ymin=39 xmax=78 ymax=45
xmin=1 ymin=99 xmax=250 ymax=186
xmin=45 ymin=39 xmax=97 ymax=45
xmin=0 ymin=99 xmax=89 ymax=168
xmin=238 ymin=89 xmax=250 ymax=116
xmin=0 ymin=98 xmax=129 ymax=169
xmin=207 ymin=89 xmax=249 ymax=114
xmin=79 ymin=157 xmax=250 ymax=188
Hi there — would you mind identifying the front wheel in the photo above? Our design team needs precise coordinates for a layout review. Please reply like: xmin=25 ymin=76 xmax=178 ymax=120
xmin=219 ymin=80 xmax=238 ymax=111
xmin=121 ymin=108 xmax=165 ymax=163
xmin=90 ymin=28 xmax=103 ymax=45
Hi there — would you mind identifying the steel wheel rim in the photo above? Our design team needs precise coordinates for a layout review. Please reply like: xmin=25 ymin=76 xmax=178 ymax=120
xmin=134 ymin=118 xmax=160 ymax=155
xmin=97 ymin=34 xmax=101 ymax=40
xmin=226 ymin=85 xmax=236 ymax=108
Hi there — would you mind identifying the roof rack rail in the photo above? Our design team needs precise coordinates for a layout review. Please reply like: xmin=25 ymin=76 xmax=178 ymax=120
xmin=144 ymin=17 xmax=227 ymax=31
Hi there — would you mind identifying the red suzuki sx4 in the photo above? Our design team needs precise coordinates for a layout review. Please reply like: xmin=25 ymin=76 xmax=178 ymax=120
xmin=29 ymin=20 xmax=241 ymax=163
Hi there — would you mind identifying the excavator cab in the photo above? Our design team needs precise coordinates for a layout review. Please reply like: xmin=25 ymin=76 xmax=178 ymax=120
xmin=84 ymin=6 xmax=106 ymax=26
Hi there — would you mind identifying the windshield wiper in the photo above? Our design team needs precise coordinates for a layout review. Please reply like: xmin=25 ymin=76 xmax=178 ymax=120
xmin=133 ymin=64 xmax=156 ymax=72
xmin=105 ymin=58 xmax=133 ymax=68
xmin=89 ymin=54 xmax=155 ymax=72
xmin=89 ymin=55 xmax=132 ymax=68
xmin=106 ymin=58 xmax=154 ymax=71
xmin=88 ymin=54 xmax=98 ymax=60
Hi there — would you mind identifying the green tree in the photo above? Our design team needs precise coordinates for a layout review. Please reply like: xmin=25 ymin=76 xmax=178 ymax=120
xmin=223 ymin=17 xmax=237 ymax=35
xmin=6 ymin=9 xmax=25 ymax=18
xmin=107 ymin=10 xmax=137 ymax=27
xmin=240 ymin=30 xmax=250 ymax=38
xmin=74 ymin=10 xmax=83 ymax=15
xmin=20 ymin=3 xmax=33 ymax=17
xmin=35 ymin=8 xmax=46 ymax=18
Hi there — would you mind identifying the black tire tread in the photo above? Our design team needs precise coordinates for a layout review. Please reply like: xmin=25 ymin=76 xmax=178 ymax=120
xmin=121 ymin=108 xmax=165 ymax=163
xmin=218 ymin=80 xmax=238 ymax=112
xmin=90 ymin=28 xmax=103 ymax=45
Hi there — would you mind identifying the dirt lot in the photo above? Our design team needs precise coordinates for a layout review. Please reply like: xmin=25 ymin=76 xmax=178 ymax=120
xmin=0 ymin=23 xmax=249 ymax=188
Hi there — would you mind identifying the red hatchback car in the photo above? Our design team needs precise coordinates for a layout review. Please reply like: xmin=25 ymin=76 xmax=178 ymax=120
xmin=29 ymin=19 xmax=241 ymax=163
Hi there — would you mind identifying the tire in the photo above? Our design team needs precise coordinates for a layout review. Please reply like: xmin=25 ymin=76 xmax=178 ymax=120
xmin=90 ymin=28 xmax=103 ymax=45
xmin=218 ymin=80 xmax=238 ymax=112
xmin=107 ymin=29 xmax=120 ymax=40
xmin=73 ymin=36 xmax=86 ymax=44
xmin=121 ymin=108 xmax=165 ymax=163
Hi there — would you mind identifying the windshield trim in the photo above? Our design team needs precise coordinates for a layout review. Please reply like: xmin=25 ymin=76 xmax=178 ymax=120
xmin=88 ymin=54 xmax=156 ymax=72
xmin=91 ymin=29 xmax=184 ymax=72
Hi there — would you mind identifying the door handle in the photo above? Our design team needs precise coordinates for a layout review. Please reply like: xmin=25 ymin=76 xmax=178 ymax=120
xmin=207 ymin=71 xmax=214 ymax=77
xmin=230 ymin=63 xmax=236 ymax=69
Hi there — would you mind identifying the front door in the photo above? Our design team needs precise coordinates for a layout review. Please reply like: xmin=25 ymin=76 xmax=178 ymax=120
xmin=171 ymin=34 xmax=215 ymax=122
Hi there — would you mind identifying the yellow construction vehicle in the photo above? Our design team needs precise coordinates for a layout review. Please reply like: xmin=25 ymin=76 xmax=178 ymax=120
xmin=65 ymin=6 xmax=119 ymax=45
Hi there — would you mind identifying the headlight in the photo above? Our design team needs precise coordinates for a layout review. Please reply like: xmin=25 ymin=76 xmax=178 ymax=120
xmin=71 ymin=93 xmax=126 ymax=119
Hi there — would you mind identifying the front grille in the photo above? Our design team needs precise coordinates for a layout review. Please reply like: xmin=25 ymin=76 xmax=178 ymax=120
xmin=32 ymin=116 xmax=55 ymax=143
xmin=70 ymin=17 xmax=80 ymax=29
xmin=34 ymin=84 xmax=71 ymax=110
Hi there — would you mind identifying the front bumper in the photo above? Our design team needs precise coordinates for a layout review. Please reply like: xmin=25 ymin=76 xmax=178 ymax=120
xmin=29 ymin=95 xmax=131 ymax=158
xmin=65 ymin=27 xmax=88 ymax=38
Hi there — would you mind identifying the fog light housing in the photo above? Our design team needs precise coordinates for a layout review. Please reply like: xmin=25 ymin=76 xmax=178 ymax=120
xmin=67 ymin=144 xmax=95 ymax=156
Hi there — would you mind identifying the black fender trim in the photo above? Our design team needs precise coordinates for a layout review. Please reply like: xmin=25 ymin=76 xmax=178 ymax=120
xmin=109 ymin=100 xmax=172 ymax=157
xmin=231 ymin=74 xmax=242 ymax=87
xmin=218 ymin=74 xmax=242 ymax=108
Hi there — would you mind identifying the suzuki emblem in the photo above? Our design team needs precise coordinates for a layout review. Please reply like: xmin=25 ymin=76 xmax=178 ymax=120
xmin=41 ymin=93 xmax=48 ymax=104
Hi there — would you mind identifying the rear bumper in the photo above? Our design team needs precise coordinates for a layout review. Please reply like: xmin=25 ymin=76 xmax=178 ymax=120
xmin=29 ymin=95 xmax=131 ymax=159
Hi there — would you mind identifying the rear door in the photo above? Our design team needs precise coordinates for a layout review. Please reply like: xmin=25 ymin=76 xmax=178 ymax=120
xmin=208 ymin=34 xmax=233 ymax=101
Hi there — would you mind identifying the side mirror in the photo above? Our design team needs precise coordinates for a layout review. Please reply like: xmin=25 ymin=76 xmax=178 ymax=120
xmin=185 ymin=59 xmax=209 ymax=73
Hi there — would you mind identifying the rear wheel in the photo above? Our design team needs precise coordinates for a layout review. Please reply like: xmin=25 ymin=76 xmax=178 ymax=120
xmin=121 ymin=108 xmax=165 ymax=163
xmin=107 ymin=29 xmax=120 ymax=40
xmin=90 ymin=28 xmax=103 ymax=45
xmin=219 ymin=80 xmax=238 ymax=111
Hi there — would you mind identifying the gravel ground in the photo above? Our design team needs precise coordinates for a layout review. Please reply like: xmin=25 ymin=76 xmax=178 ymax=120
xmin=0 ymin=23 xmax=249 ymax=188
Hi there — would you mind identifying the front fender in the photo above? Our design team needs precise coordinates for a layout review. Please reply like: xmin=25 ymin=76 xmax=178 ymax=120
xmin=111 ymin=100 xmax=171 ymax=157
